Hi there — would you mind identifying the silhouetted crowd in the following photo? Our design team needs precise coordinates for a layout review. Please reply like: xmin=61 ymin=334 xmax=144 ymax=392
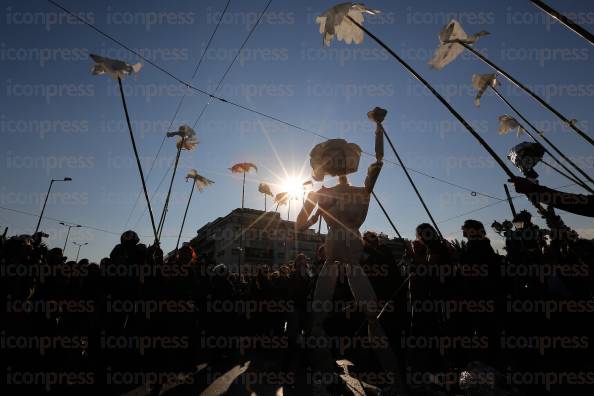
xmin=2 ymin=211 xmax=594 ymax=396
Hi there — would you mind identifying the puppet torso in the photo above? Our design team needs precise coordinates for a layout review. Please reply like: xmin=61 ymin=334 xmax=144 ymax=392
xmin=317 ymin=185 xmax=371 ymax=263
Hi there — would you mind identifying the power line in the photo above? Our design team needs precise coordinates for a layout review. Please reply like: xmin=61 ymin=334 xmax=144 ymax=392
xmin=123 ymin=0 xmax=233 ymax=228
xmin=192 ymin=0 xmax=273 ymax=129
xmin=0 ymin=205 xmax=121 ymax=236
xmin=0 ymin=205 xmax=195 ymax=240
xmin=48 ymin=0 xmax=503 ymax=204
xmin=132 ymin=0 xmax=274 ymax=229
xmin=190 ymin=0 xmax=233 ymax=80
xmin=156 ymin=0 xmax=273 ymax=236
xmin=438 ymin=199 xmax=507 ymax=225
xmin=437 ymin=183 xmax=577 ymax=225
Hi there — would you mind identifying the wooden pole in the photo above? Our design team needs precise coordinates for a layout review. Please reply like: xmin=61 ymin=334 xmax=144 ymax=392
xmin=460 ymin=42 xmax=594 ymax=147
xmin=176 ymin=180 xmax=195 ymax=250
xmin=503 ymin=184 xmax=517 ymax=218
xmin=491 ymin=86 xmax=594 ymax=192
xmin=158 ymin=136 xmax=185 ymax=239
xmin=371 ymin=191 xmax=402 ymax=238
xmin=241 ymin=171 xmax=246 ymax=209
xmin=383 ymin=131 xmax=443 ymax=239
xmin=117 ymin=77 xmax=158 ymax=243
xmin=530 ymin=0 xmax=594 ymax=46
xmin=347 ymin=16 xmax=517 ymax=181
xmin=541 ymin=159 xmax=587 ymax=188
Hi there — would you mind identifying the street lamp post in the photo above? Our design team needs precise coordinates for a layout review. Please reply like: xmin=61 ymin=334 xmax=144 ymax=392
xmin=34 ymin=177 xmax=72 ymax=234
xmin=60 ymin=222 xmax=81 ymax=254
xmin=73 ymin=241 xmax=88 ymax=262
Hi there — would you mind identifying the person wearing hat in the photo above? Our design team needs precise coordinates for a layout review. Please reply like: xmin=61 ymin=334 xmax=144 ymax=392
xmin=296 ymin=107 xmax=400 ymax=388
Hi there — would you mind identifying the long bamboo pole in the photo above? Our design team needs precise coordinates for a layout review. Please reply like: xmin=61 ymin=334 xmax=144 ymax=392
xmin=503 ymin=184 xmax=517 ymax=218
xmin=241 ymin=171 xmax=246 ymax=209
xmin=176 ymin=180 xmax=195 ymax=250
xmin=347 ymin=16 xmax=516 ymax=182
xmin=371 ymin=191 xmax=402 ymax=238
xmin=541 ymin=159 xmax=585 ymax=188
xmin=529 ymin=0 xmax=594 ymax=46
xmin=382 ymin=131 xmax=443 ymax=238
xmin=460 ymin=42 xmax=594 ymax=147
xmin=158 ymin=137 xmax=185 ymax=239
xmin=491 ymin=86 xmax=594 ymax=191
xmin=117 ymin=77 xmax=158 ymax=243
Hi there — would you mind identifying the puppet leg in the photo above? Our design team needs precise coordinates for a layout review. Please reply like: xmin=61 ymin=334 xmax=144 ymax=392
xmin=310 ymin=260 xmax=340 ymax=374
xmin=346 ymin=261 xmax=402 ymax=385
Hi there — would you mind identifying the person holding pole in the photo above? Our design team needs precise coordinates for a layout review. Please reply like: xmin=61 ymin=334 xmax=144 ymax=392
xmin=509 ymin=177 xmax=594 ymax=218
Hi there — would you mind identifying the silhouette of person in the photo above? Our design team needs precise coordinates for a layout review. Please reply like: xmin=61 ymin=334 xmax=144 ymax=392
xmin=509 ymin=176 xmax=594 ymax=217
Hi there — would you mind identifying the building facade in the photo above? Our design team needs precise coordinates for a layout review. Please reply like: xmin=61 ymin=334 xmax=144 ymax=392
xmin=191 ymin=208 xmax=324 ymax=272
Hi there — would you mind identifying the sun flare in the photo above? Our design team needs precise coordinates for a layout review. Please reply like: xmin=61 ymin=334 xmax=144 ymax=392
xmin=282 ymin=177 xmax=304 ymax=199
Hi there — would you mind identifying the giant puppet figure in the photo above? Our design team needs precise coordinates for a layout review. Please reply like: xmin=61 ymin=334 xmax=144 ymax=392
xmin=296 ymin=107 xmax=399 ymax=380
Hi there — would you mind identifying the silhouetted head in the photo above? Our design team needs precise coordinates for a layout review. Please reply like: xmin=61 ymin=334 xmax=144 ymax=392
xmin=462 ymin=219 xmax=487 ymax=240
xmin=120 ymin=230 xmax=139 ymax=246
xmin=363 ymin=231 xmax=379 ymax=248
xmin=513 ymin=210 xmax=533 ymax=229
xmin=47 ymin=248 xmax=66 ymax=265
xmin=416 ymin=223 xmax=440 ymax=245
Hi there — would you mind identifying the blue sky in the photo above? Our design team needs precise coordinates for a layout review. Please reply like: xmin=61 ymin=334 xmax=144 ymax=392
xmin=1 ymin=0 xmax=592 ymax=261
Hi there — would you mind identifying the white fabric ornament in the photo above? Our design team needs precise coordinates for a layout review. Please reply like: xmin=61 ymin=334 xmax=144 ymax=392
xmin=429 ymin=20 xmax=490 ymax=70
xmin=316 ymin=3 xmax=380 ymax=46
xmin=90 ymin=54 xmax=142 ymax=79
xmin=471 ymin=73 xmax=498 ymax=107
xmin=498 ymin=115 xmax=525 ymax=136
xmin=186 ymin=169 xmax=214 ymax=192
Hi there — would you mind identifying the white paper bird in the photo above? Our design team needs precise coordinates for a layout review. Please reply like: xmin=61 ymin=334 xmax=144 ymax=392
xmin=429 ymin=20 xmax=490 ymax=70
xmin=316 ymin=3 xmax=380 ymax=46
xmin=230 ymin=163 xmax=258 ymax=174
xmin=258 ymin=183 xmax=273 ymax=196
xmin=167 ymin=124 xmax=198 ymax=151
xmin=498 ymin=115 xmax=525 ymax=137
xmin=166 ymin=124 xmax=195 ymax=139
xmin=186 ymin=169 xmax=214 ymax=192
xmin=89 ymin=54 xmax=142 ymax=79
xmin=274 ymin=192 xmax=290 ymax=206
xmin=471 ymin=73 xmax=498 ymax=107
xmin=177 ymin=138 xmax=198 ymax=151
